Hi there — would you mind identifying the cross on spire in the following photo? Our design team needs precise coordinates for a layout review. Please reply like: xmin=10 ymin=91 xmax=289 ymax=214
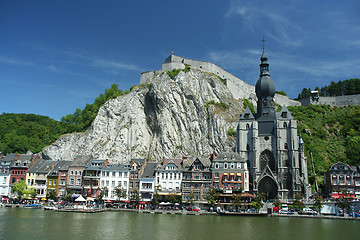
xmin=261 ymin=35 xmax=266 ymax=50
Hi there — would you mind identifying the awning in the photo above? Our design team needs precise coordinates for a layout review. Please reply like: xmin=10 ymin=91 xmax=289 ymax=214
xmin=139 ymin=201 xmax=147 ymax=204
xmin=241 ymin=193 xmax=255 ymax=198
xmin=121 ymin=200 xmax=130 ymax=203
xmin=105 ymin=200 xmax=113 ymax=203
xmin=86 ymin=197 xmax=95 ymax=201
xmin=75 ymin=195 xmax=86 ymax=202
xmin=230 ymin=173 xmax=235 ymax=175
xmin=236 ymin=173 xmax=241 ymax=176
xmin=223 ymin=173 xmax=228 ymax=175
xmin=41 ymin=198 xmax=47 ymax=201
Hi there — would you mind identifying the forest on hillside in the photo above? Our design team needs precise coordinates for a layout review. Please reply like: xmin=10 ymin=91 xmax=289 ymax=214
xmin=297 ymin=78 xmax=360 ymax=99
xmin=288 ymin=105 xmax=360 ymax=191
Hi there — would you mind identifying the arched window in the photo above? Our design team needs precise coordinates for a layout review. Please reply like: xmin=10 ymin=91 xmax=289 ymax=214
xmin=284 ymin=143 xmax=288 ymax=149
xmin=246 ymin=144 xmax=250 ymax=151
xmin=260 ymin=150 xmax=275 ymax=172
xmin=283 ymin=122 xmax=287 ymax=128
xmin=246 ymin=124 xmax=250 ymax=129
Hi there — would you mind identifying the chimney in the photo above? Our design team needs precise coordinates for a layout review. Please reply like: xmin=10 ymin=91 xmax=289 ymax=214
xmin=104 ymin=159 xmax=109 ymax=167
xmin=162 ymin=157 xmax=165 ymax=165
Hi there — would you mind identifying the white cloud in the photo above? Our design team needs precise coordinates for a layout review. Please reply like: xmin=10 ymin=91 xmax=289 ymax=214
xmin=0 ymin=56 xmax=34 ymax=66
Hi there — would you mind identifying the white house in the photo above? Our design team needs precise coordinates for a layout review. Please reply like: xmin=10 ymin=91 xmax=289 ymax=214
xmin=155 ymin=158 xmax=183 ymax=195
xmin=100 ymin=164 xmax=131 ymax=201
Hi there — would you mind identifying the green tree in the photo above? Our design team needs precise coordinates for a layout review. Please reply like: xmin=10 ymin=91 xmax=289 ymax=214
xmin=336 ymin=189 xmax=352 ymax=213
xmin=12 ymin=180 xmax=28 ymax=200
xmin=293 ymin=193 xmax=305 ymax=211
xmin=251 ymin=193 xmax=266 ymax=211
xmin=46 ymin=189 xmax=57 ymax=201
xmin=232 ymin=193 xmax=243 ymax=211
xmin=186 ymin=191 xmax=196 ymax=207
xmin=205 ymin=188 xmax=219 ymax=208
xmin=130 ymin=189 xmax=141 ymax=205
xmin=114 ymin=186 xmax=127 ymax=200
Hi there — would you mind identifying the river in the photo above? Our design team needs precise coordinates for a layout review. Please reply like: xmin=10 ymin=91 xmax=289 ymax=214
xmin=0 ymin=208 xmax=359 ymax=240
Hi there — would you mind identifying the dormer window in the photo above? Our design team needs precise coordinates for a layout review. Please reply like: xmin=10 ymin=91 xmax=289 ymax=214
xmin=281 ymin=112 xmax=287 ymax=118
xmin=245 ymin=114 xmax=250 ymax=119
xmin=263 ymin=99 xmax=268 ymax=107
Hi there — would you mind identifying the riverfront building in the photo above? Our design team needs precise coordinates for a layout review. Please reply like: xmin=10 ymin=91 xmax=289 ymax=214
xmin=182 ymin=156 xmax=212 ymax=202
xmin=100 ymin=163 xmax=131 ymax=201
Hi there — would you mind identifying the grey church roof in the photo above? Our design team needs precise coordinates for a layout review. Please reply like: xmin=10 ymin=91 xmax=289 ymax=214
xmin=240 ymin=107 xmax=255 ymax=120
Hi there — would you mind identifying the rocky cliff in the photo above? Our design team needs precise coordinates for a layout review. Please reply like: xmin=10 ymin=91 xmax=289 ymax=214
xmin=42 ymin=69 xmax=244 ymax=163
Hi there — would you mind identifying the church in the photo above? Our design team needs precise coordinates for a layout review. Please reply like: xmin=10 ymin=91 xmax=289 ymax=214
xmin=236 ymin=48 xmax=310 ymax=201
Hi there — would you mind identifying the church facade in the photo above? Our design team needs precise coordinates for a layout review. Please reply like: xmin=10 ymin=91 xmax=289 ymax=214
xmin=236 ymin=49 xmax=310 ymax=201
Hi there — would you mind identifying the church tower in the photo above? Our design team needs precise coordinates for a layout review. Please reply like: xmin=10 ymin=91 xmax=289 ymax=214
xmin=236 ymin=46 xmax=310 ymax=201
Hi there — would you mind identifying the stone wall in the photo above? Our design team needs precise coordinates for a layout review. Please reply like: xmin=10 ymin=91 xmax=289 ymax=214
xmin=300 ymin=94 xmax=360 ymax=107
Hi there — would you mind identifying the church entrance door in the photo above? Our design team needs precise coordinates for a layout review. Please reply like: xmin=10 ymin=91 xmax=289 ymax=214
xmin=258 ymin=176 xmax=278 ymax=199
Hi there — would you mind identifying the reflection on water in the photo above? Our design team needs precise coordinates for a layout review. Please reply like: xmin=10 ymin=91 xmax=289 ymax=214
xmin=0 ymin=208 xmax=359 ymax=240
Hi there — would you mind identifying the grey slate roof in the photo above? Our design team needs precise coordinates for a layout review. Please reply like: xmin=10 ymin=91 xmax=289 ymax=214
xmin=183 ymin=157 xmax=211 ymax=169
xmin=70 ymin=155 xmax=92 ymax=167
xmin=140 ymin=163 xmax=156 ymax=179
xmin=48 ymin=161 xmax=72 ymax=176
xmin=102 ymin=163 xmax=131 ymax=171
xmin=213 ymin=152 xmax=245 ymax=162
xmin=27 ymin=159 xmax=55 ymax=174
xmin=85 ymin=159 xmax=107 ymax=171
xmin=155 ymin=158 xmax=183 ymax=170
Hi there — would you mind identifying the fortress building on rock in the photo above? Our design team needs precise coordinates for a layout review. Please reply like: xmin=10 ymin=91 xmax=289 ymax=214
xmin=236 ymin=49 xmax=310 ymax=201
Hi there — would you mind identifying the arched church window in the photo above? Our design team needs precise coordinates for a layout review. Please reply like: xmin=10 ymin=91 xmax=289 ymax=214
xmin=246 ymin=144 xmax=250 ymax=151
xmin=283 ymin=122 xmax=287 ymax=128
xmin=259 ymin=150 xmax=275 ymax=172
xmin=246 ymin=124 xmax=250 ymax=129
xmin=284 ymin=143 xmax=288 ymax=149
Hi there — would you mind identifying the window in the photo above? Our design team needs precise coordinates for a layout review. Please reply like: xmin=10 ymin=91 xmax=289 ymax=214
xmin=113 ymin=172 xmax=116 ymax=177
xmin=70 ymin=178 xmax=74 ymax=185
xmin=61 ymin=180 xmax=66 ymax=186
xmin=71 ymin=171 xmax=74 ymax=175
xmin=224 ymin=163 xmax=228 ymax=169
xmin=231 ymin=163 xmax=235 ymax=169
xmin=124 ymin=181 xmax=127 ymax=188
xmin=214 ymin=173 xmax=219 ymax=178
xmin=112 ymin=181 xmax=115 ymax=187
xmin=284 ymin=143 xmax=288 ymax=150
xmin=215 ymin=163 xmax=219 ymax=169
xmin=76 ymin=179 xmax=81 ymax=185
xmin=124 ymin=172 xmax=128 ymax=177
xmin=283 ymin=122 xmax=287 ymax=128
xmin=246 ymin=123 xmax=250 ymax=129
xmin=106 ymin=180 xmax=109 ymax=186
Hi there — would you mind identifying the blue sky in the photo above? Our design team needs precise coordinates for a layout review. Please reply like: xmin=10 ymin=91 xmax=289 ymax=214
xmin=1 ymin=0 xmax=359 ymax=120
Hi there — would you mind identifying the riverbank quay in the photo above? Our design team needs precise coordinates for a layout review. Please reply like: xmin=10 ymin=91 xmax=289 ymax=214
xmin=3 ymin=203 xmax=360 ymax=221
xmin=271 ymin=213 xmax=360 ymax=221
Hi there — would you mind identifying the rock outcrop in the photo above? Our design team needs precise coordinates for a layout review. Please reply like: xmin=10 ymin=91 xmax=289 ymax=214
xmin=43 ymin=69 xmax=243 ymax=163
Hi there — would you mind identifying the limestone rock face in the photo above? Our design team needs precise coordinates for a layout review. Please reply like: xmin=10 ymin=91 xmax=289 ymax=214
xmin=42 ymin=70 xmax=242 ymax=163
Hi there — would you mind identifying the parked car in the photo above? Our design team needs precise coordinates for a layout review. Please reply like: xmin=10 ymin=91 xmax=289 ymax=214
xmin=349 ymin=212 xmax=360 ymax=218
xmin=246 ymin=208 xmax=258 ymax=213
xmin=187 ymin=207 xmax=199 ymax=212
xmin=299 ymin=207 xmax=318 ymax=215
